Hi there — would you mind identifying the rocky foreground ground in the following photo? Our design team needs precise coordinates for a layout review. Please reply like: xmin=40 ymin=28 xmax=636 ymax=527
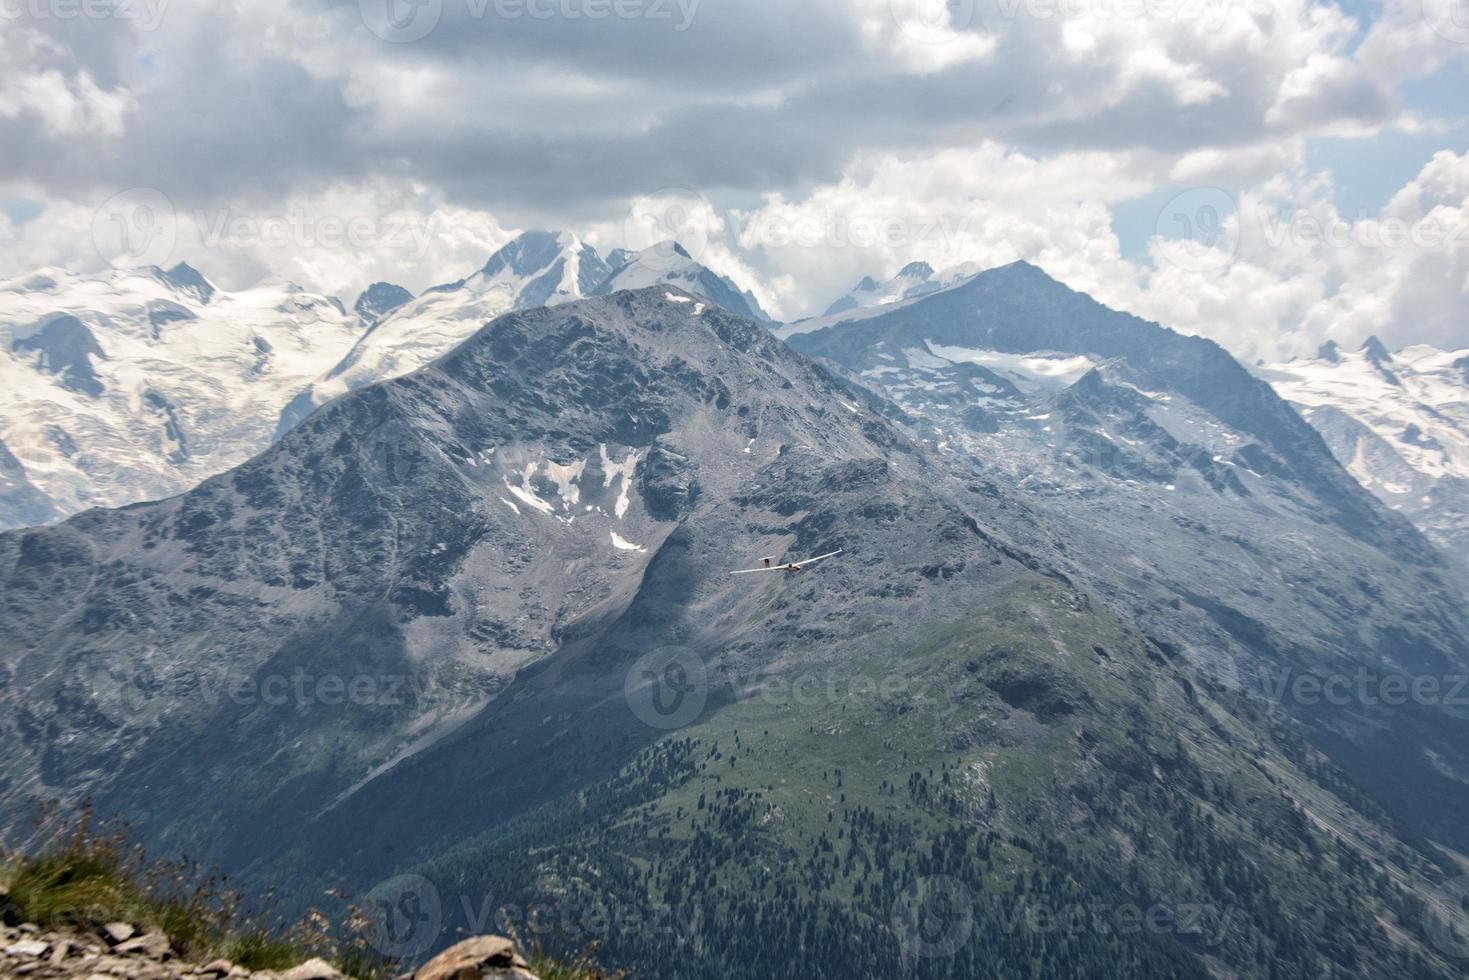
xmin=0 ymin=921 xmax=541 ymax=980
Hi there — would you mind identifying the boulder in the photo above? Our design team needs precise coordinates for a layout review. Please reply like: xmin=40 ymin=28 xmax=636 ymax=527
xmin=114 ymin=931 xmax=171 ymax=959
xmin=4 ymin=939 xmax=50 ymax=957
xmin=412 ymin=936 xmax=536 ymax=980
xmin=102 ymin=923 xmax=136 ymax=944
xmin=278 ymin=956 xmax=344 ymax=980
xmin=201 ymin=958 xmax=235 ymax=976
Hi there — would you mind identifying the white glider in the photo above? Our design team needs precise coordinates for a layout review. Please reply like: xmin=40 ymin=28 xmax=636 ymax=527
xmin=732 ymin=549 xmax=843 ymax=575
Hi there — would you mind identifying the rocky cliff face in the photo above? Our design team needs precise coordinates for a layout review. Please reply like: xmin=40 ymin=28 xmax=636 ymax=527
xmin=4 ymin=285 xmax=1469 ymax=979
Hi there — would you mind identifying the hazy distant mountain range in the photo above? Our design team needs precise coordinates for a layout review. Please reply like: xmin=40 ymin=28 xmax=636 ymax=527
xmin=0 ymin=234 xmax=772 ymax=531
xmin=1262 ymin=339 xmax=1469 ymax=572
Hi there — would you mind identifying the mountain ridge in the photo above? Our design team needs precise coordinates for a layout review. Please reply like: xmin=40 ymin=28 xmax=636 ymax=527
xmin=4 ymin=283 xmax=1469 ymax=978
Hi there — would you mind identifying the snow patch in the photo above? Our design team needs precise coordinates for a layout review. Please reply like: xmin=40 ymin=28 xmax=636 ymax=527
xmin=504 ymin=463 xmax=556 ymax=515
xmin=923 ymin=342 xmax=1096 ymax=392
xmin=599 ymin=445 xmax=642 ymax=518
xmin=543 ymin=459 xmax=586 ymax=507
xmin=611 ymin=531 xmax=646 ymax=552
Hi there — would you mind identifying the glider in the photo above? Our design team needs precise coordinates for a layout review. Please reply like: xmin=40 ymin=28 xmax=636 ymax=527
xmin=732 ymin=549 xmax=843 ymax=575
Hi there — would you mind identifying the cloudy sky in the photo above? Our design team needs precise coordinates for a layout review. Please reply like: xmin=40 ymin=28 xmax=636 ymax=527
xmin=1 ymin=0 xmax=1466 ymax=360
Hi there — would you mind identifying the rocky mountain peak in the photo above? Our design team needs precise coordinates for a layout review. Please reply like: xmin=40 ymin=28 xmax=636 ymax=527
xmin=11 ymin=314 xmax=107 ymax=397
xmin=353 ymin=282 xmax=414 ymax=326
xmin=1361 ymin=334 xmax=1393 ymax=362
xmin=160 ymin=262 xmax=216 ymax=304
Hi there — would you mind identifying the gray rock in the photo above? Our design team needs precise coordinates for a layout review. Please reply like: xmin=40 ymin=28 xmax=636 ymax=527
xmin=413 ymin=936 xmax=530 ymax=980
xmin=114 ymin=932 xmax=170 ymax=959
xmin=277 ymin=957 xmax=343 ymax=980
xmin=103 ymin=924 xmax=136 ymax=945
xmin=5 ymin=939 xmax=50 ymax=957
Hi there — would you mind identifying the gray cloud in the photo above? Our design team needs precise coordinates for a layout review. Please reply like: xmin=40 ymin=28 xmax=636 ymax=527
xmin=2 ymin=0 xmax=1417 ymax=214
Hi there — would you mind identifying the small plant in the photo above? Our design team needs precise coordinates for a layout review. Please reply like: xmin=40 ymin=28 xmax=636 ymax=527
xmin=0 ymin=798 xmax=398 ymax=979
xmin=526 ymin=942 xmax=628 ymax=980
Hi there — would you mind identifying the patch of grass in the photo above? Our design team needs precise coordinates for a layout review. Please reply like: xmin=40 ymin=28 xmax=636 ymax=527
xmin=527 ymin=945 xmax=626 ymax=980
xmin=2 ymin=800 xmax=610 ymax=980
xmin=0 ymin=801 xmax=392 ymax=978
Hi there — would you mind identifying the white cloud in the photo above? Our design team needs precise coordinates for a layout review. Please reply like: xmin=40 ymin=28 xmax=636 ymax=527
xmin=0 ymin=0 xmax=1464 ymax=358
xmin=0 ymin=179 xmax=515 ymax=300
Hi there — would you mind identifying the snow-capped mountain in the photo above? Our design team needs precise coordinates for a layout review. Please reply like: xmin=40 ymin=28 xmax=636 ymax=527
xmin=595 ymin=241 xmax=772 ymax=323
xmin=7 ymin=285 xmax=1469 ymax=980
xmin=819 ymin=260 xmax=982 ymax=317
xmin=286 ymin=231 xmax=609 ymax=424
xmin=1261 ymin=339 xmax=1469 ymax=570
xmin=0 ymin=264 xmax=368 ymax=530
xmin=353 ymin=282 xmax=414 ymax=327
xmin=281 ymin=234 xmax=771 ymax=432
xmin=0 ymin=235 xmax=778 ymax=532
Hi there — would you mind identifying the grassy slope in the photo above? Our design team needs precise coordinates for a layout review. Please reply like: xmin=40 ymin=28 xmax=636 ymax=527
xmin=401 ymin=576 xmax=1468 ymax=979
